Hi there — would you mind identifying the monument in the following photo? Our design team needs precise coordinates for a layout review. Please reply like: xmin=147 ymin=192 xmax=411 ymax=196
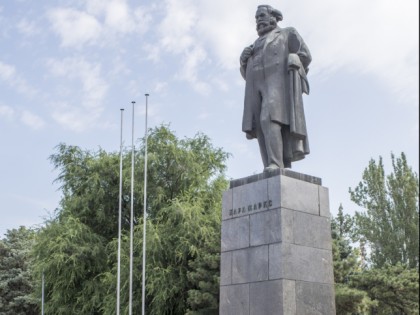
xmin=219 ymin=5 xmax=336 ymax=314
xmin=240 ymin=5 xmax=311 ymax=171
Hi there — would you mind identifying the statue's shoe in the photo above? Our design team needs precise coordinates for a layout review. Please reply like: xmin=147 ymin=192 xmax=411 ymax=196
xmin=263 ymin=164 xmax=280 ymax=172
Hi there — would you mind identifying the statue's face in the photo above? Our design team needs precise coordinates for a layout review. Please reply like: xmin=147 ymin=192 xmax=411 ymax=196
xmin=255 ymin=7 xmax=275 ymax=36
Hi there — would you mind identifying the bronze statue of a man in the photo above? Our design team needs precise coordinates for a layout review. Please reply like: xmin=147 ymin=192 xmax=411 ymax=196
xmin=240 ymin=5 xmax=312 ymax=171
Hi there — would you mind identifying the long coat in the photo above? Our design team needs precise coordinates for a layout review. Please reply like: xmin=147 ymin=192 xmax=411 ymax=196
xmin=241 ymin=26 xmax=312 ymax=163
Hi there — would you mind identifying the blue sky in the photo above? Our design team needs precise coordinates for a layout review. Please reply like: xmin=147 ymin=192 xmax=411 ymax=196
xmin=0 ymin=0 xmax=418 ymax=236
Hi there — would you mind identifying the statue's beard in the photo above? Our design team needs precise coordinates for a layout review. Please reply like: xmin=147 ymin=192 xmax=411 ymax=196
xmin=257 ymin=20 xmax=276 ymax=36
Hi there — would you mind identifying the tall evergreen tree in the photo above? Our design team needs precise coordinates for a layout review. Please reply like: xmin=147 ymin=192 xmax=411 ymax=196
xmin=331 ymin=205 xmax=373 ymax=314
xmin=0 ymin=227 xmax=39 ymax=315
xmin=349 ymin=153 xmax=419 ymax=268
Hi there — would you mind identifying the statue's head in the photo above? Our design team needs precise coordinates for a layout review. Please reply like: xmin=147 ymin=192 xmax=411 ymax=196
xmin=255 ymin=5 xmax=283 ymax=36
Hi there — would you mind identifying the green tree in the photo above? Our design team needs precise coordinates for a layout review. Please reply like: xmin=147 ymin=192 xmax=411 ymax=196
xmin=331 ymin=205 xmax=374 ymax=314
xmin=349 ymin=153 xmax=419 ymax=268
xmin=33 ymin=216 xmax=107 ymax=315
xmin=351 ymin=264 xmax=419 ymax=315
xmin=33 ymin=125 xmax=229 ymax=314
xmin=0 ymin=227 xmax=39 ymax=315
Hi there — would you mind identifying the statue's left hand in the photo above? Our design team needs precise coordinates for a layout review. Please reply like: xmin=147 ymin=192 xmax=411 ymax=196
xmin=246 ymin=132 xmax=254 ymax=139
xmin=288 ymin=53 xmax=302 ymax=70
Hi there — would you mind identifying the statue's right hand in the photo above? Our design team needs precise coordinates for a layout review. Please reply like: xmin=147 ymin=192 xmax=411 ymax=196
xmin=240 ymin=46 xmax=253 ymax=64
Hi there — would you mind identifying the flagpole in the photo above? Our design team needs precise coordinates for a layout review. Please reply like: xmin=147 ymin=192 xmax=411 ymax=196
xmin=41 ymin=271 xmax=44 ymax=315
xmin=141 ymin=94 xmax=149 ymax=315
xmin=129 ymin=101 xmax=135 ymax=315
xmin=116 ymin=108 xmax=124 ymax=315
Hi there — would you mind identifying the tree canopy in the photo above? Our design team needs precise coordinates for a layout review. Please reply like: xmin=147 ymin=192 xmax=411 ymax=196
xmin=32 ymin=125 xmax=229 ymax=314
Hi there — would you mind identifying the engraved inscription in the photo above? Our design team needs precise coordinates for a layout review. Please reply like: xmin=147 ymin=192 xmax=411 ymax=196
xmin=228 ymin=199 xmax=272 ymax=217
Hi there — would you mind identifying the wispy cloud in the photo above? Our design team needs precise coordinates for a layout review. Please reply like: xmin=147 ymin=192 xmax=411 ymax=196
xmin=155 ymin=0 xmax=212 ymax=94
xmin=17 ymin=18 xmax=41 ymax=36
xmin=87 ymin=0 xmax=144 ymax=34
xmin=157 ymin=0 xmax=197 ymax=53
xmin=153 ymin=81 xmax=168 ymax=93
xmin=0 ymin=60 xmax=38 ymax=97
xmin=48 ymin=0 xmax=151 ymax=48
xmin=48 ymin=8 xmax=102 ymax=47
xmin=0 ymin=61 xmax=15 ymax=80
xmin=20 ymin=110 xmax=45 ymax=130
xmin=0 ymin=105 xmax=45 ymax=130
xmin=47 ymin=57 xmax=108 ymax=131
xmin=194 ymin=0 xmax=256 ymax=70
xmin=0 ymin=105 xmax=15 ymax=120
xmin=177 ymin=47 xmax=211 ymax=95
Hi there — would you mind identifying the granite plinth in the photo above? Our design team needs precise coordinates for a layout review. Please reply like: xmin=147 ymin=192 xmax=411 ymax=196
xmin=229 ymin=168 xmax=322 ymax=188
xmin=219 ymin=171 xmax=336 ymax=315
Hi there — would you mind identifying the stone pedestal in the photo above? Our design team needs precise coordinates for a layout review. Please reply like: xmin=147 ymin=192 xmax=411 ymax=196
xmin=219 ymin=169 xmax=336 ymax=315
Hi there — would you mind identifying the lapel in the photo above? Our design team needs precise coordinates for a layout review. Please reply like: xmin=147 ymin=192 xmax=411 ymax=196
xmin=263 ymin=27 xmax=282 ymax=50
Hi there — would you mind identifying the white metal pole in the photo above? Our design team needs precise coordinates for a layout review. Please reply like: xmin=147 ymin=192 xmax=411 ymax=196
xmin=116 ymin=108 xmax=124 ymax=315
xmin=129 ymin=101 xmax=135 ymax=315
xmin=41 ymin=271 xmax=44 ymax=315
xmin=141 ymin=94 xmax=149 ymax=315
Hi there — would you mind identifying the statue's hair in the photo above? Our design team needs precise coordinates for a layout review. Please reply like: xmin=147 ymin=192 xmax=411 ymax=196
xmin=257 ymin=5 xmax=283 ymax=21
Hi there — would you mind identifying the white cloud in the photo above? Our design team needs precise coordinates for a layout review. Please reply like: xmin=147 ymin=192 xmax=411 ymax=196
xmin=158 ymin=0 xmax=197 ymax=53
xmin=154 ymin=0 xmax=257 ymax=73
xmin=109 ymin=56 xmax=131 ymax=77
xmin=155 ymin=0 xmax=215 ymax=93
xmin=153 ymin=81 xmax=168 ymax=93
xmin=212 ymin=77 xmax=230 ymax=92
xmin=0 ymin=106 xmax=46 ymax=130
xmin=177 ymin=46 xmax=211 ymax=95
xmin=87 ymin=0 xmax=134 ymax=33
xmin=47 ymin=58 xmax=108 ymax=131
xmin=47 ymin=58 xmax=107 ymax=108
xmin=48 ymin=8 xmax=102 ymax=47
xmin=0 ymin=105 xmax=15 ymax=119
xmin=198 ymin=112 xmax=210 ymax=120
xmin=195 ymin=0 xmax=257 ymax=70
xmin=48 ymin=1 xmax=151 ymax=48
xmin=97 ymin=0 xmax=153 ymax=35
xmin=51 ymin=105 xmax=91 ymax=132
xmin=0 ymin=61 xmax=15 ymax=80
xmin=0 ymin=61 xmax=37 ymax=97
xmin=144 ymin=43 xmax=161 ymax=62
xmin=17 ymin=18 xmax=40 ymax=36
xmin=104 ymin=0 xmax=134 ymax=33
xmin=133 ymin=6 xmax=152 ymax=35
xmin=20 ymin=110 xmax=45 ymax=130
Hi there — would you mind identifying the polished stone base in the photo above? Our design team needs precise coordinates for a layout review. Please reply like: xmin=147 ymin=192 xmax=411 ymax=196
xmin=219 ymin=171 xmax=336 ymax=315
